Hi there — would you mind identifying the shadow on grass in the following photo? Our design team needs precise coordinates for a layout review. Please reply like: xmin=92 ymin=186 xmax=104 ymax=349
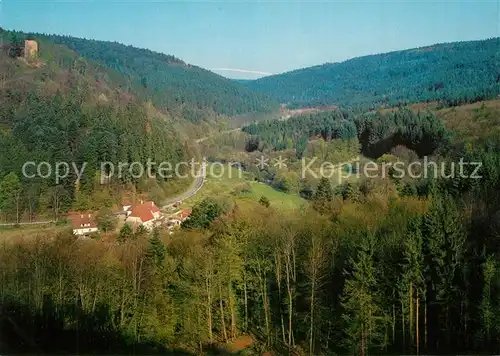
xmin=0 ymin=299 xmax=193 ymax=355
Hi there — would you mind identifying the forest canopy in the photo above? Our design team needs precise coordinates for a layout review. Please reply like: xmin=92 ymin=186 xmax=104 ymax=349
xmin=39 ymin=33 xmax=280 ymax=122
xmin=244 ymin=38 xmax=500 ymax=110
xmin=242 ymin=108 xmax=449 ymax=158
xmin=0 ymin=29 xmax=189 ymax=219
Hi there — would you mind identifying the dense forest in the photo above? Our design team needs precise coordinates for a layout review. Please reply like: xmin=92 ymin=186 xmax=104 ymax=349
xmin=242 ymin=108 xmax=448 ymax=159
xmin=244 ymin=38 xmax=500 ymax=109
xmin=3 ymin=25 xmax=500 ymax=356
xmin=38 ymin=33 xmax=279 ymax=122
xmin=2 ymin=134 xmax=500 ymax=354
xmin=0 ymin=29 xmax=189 ymax=220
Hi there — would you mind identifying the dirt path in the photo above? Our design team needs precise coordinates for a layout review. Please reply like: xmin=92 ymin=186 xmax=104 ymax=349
xmin=0 ymin=220 xmax=53 ymax=227
xmin=195 ymin=128 xmax=241 ymax=143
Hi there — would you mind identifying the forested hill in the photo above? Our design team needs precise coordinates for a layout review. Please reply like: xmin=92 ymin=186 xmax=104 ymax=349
xmin=11 ymin=30 xmax=279 ymax=122
xmin=244 ymin=38 xmax=500 ymax=109
xmin=0 ymin=29 xmax=191 ymax=215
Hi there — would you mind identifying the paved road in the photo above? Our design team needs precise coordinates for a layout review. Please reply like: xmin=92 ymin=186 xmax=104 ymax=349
xmin=159 ymin=128 xmax=241 ymax=210
xmin=161 ymin=162 xmax=207 ymax=209
xmin=160 ymin=128 xmax=241 ymax=209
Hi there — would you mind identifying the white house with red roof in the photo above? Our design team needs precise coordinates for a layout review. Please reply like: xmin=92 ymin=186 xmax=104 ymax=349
xmin=120 ymin=198 xmax=133 ymax=216
xmin=167 ymin=209 xmax=192 ymax=229
xmin=125 ymin=201 xmax=162 ymax=230
xmin=71 ymin=214 xmax=99 ymax=236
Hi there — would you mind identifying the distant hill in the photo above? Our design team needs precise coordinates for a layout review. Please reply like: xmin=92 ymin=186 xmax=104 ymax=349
xmin=232 ymin=79 xmax=253 ymax=84
xmin=27 ymin=32 xmax=278 ymax=123
xmin=244 ymin=38 xmax=500 ymax=109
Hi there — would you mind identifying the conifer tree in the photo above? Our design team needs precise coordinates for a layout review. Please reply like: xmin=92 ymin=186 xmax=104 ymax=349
xmin=314 ymin=178 xmax=333 ymax=202
xmin=478 ymin=255 xmax=496 ymax=349
xmin=135 ymin=224 xmax=148 ymax=239
xmin=423 ymin=193 xmax=466 ymax=349
xmin=146 ymin=228 xmax=166 ymax=269
xmin=117 ymin=224 xmax=133 ymax=243
xmin=313 ymin=177 xmax=334 ymax=214
xmin=399 ymin=215 xmax=425 ymax=353
xmin=342 ymin=232 xmax=387 ymax=355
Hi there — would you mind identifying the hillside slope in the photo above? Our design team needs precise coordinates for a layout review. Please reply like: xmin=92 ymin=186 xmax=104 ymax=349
xmin=245 ymin=38 xmax=500 ymax=109
xmin=0 ymin=29 xmax=191 ymax=217
xmin=38 ymin=33 xmax=279 ymax=122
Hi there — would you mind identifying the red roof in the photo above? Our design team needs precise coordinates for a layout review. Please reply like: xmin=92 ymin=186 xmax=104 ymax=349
xmin=129 ymin=201 xmax=160 ymax=223
xmin=176 ymin=209 xmax=192 ymax=219
xmin=146 ymin=201 xmax=160 ymax=213
xmin=71 ymin=214 xmax=98 ymax=229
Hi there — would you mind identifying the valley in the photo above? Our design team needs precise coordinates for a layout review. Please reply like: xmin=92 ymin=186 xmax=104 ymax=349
xmin=1 ymin=24 xmax=500 ymax=356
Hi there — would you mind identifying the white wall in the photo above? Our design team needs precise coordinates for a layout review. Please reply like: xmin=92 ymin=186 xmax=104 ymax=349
xmin=73 ymin=227 xmax=98 ymax=236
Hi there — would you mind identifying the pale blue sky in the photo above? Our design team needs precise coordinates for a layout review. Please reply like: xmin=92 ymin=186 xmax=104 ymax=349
xmin=1 ymin=0 xmax=499 ymax=79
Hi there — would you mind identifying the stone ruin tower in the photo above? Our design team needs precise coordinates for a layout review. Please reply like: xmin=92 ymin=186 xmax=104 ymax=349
xmin=23 ymin=40 xmax=38 ymax=59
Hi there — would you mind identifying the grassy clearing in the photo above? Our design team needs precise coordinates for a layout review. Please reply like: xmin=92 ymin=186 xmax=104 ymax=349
xmin=247 ymin=181 xmax=307 ymax=210
xmin=0 ymin=223 xmax=70 ymax=243
xmin=182 ymin=163 xmax=307 ymax=211
xmin=380 ymin=98 xmax=500 ymax=144
xmin=436 ymin=99 xmax=500 ymax=143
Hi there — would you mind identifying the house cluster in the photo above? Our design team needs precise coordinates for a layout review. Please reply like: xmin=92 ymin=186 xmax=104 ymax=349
xmin=120 ymin=199 xmax=192 ymax=233
xmin=165 ymin=209 xmax=192 ymax=233
xmin=122 ymin=200 xmax=163 ymax=230
xmin=70 ymin=199 xmax=192 ymax=237
xmin=71 ymin=213 xmax=99 ymax=236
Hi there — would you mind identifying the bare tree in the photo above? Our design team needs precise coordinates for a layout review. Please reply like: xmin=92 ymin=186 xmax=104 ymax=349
xmin=48 ymin=185 xmax=67 ymax=221
xmin=305 ymin=228 xmax=329 ymax=355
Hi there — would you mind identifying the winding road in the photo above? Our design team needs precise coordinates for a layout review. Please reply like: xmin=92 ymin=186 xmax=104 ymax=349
xmin=161 ymin=128 xmax=241 ymax=208
xmin=161 ymin=161 xmax=207 ymax=209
